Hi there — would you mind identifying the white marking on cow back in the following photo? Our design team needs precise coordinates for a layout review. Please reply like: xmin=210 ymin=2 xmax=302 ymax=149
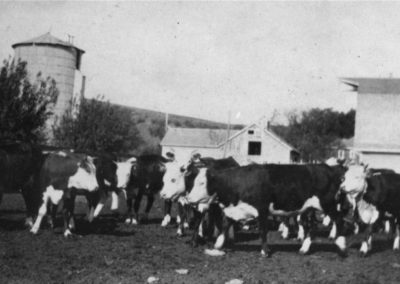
xmin=357 ymin=199 xmax=380 ymax=224
xmin=223 ymin=201 xmax=259 ymax=222
xmin=269 ymin=196 xmax=322 ymax=217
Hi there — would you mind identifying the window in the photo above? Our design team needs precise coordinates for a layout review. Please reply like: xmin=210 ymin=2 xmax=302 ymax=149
xmin=248 ymin=141 xmax=261 ymax=155
xmin=248 ymin=130 xmax=254 ymax=135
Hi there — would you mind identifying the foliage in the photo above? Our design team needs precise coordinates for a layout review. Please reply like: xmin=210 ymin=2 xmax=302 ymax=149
xmin=53 ymin=96 xmax=141 ymax=154
xmin=0 ymin=59 xmax=58 ymax=143
xmin=272 ymin=108 xmax=355 ymax=162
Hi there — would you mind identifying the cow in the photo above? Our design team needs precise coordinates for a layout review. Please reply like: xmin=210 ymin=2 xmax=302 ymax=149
xmin=340 ymin=164 xmax=400 ymax=256
xmin=0 ymin=142 xmax=45 ymax=227
xmin=160 ymin=156 xmax=239 ymax=244
xmin=187 ymin=163 xmax=348 ymax=257
xmin=30 ymin=151 xmax=118 ymax=236
xmin=124 ymin=154 xmax=171 ymax=225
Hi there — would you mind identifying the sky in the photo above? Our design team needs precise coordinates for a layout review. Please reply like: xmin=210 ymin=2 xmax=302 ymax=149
xmin=1 ymin=1 xmax=399 ymax=125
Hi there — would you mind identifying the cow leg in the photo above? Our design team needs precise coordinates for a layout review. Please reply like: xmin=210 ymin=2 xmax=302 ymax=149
xmin=30 ymin=191 xmax=50 ymax=234
xmin=143 ymin=194 xmax=154 ymax=221
xmin=62 ymin=188 xmax=77 ymax=237
xmin=299 ymin=210 xmax=314 ymax=255
xmin=393 ymin=220 xmax=400 ymax=251
xmin=93 ymin=190 xmax=108 ymax=220
xmin=360 ymin=223 xmax=374 ymax=257
xmin=131 ymin=189 xmax=144 ymax=224
xmin=161 ymin=199 xmax=172 ymax=227
xmin=86 ymin=192 xmax=98 ymax=223
xmin=297 ymin=215 xmax=305 ymax=241
xmin=20 ymin=185 xmax=35 ymax=228
xmin=329 ymin=222 xmax=337 ymax=240
xmin=176 ymin=202 xmax=185 ymax=236
xmin=47 ymin=202 xmax=58 ymax=229
xmin=214 ymin=216 xmax=233 ymax=250
xmin=191 ymin=210 xmax=205 ymax=247
xmin=259 ymin=211 xmax=270 ymax=257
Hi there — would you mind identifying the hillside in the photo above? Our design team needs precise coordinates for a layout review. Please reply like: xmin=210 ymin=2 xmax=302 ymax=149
xmin=112 ymin=103 xmax=244 ymax=154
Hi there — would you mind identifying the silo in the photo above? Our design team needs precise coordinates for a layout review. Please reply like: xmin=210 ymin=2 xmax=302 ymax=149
xmin=12 ymin=32 xmax=85 ymax=127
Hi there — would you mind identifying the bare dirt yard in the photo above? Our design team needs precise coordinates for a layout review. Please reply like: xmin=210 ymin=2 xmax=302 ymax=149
xmin=1 ymin=193 xmax=400 ymax=284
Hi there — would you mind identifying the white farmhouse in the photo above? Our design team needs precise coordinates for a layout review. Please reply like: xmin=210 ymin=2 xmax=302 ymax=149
xmin=342 ymin=78 xmax=400 ymax=172
xmin=160 ymin=118 xmax=299 ymax=165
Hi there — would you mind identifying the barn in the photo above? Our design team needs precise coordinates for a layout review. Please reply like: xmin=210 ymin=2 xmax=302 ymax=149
xmin=342 ymin=78 xmax=400 ymax=172
xmin=160 ymin=117 xmax=299 ymax=165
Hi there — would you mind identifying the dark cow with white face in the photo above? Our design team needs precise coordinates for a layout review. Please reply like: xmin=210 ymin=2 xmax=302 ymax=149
xmin=160 ymin=156 xmax=239 ymax=242
xmin=0 ymin=142 xmax=45 ymax=227
xmin=187 ymin=163 xmax=348 ymax=256
xmin=30 ymin=151 xmax=118 ymax=236
xmin=340 ymin=164 xmax=400 ymax=256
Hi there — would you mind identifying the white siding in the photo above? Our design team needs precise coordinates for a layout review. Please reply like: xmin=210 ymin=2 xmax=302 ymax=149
xmin=360 ymin=152 xmax=400 ymax=173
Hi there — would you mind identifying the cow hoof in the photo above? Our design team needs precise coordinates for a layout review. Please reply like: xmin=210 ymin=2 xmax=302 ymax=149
xmin=298 ymin=249 xmax=309 ymax=256
xmin=30 ymin=228 xmax=39 ymax=235
xmin=359 ymin=251 xmax=368 ymax=258
xmin=260 ymin=249 xmax=271 ymax=258
xmin=177 ymin=228 xmax=184 ymax=237
xmin=337 ymin=249 xmax=348 ymax=258
xmin=64 ymin=229 xmax=73 ymax=238
xmin=125 ymin=218 xmax=132 ymax=224
xmin=130 ymin=218 xmax=138 ymax=225
xmin=242 ymin=224 xmax=250 ymax=231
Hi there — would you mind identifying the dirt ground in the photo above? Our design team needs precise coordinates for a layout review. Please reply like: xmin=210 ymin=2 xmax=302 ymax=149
xmin=1 ymin=193 xmax=400 ymax=284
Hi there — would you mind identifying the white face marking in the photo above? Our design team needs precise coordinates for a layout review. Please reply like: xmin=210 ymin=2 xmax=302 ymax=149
xmin=68 ymin=160 xmax=98 ymax=192
xmin=299 ymin=237 xmax=312 ymax=254
xmin=341 ymin=165 xmax=367 ymax=195
xmin=187 ymin=168 xmax=210 ymax=204
xmin=214 ymin=233 xmax=225 ymax=250
xmin=160 ymin=162 xmax=186 ymax=200
xmin=357 ymin=199 xmax=380 ymax=224
xmin=335 ymin=236 xmax=347 ymax=251
xmin=223 ymin=201 xmax=259 ymax=222
xmin=116 ymin=160 xmax=134 ymax=188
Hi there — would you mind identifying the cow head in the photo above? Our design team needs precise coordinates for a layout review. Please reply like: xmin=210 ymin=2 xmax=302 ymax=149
xmin=116 ymin=158 xmax=136 ymax=189
xmin=160 ymin=161 xmax=187 ymax=200
xmin=187 ymin=168 xmax=213 ymax=204
xmin=340 ymin=164 xmax=368 ymax=214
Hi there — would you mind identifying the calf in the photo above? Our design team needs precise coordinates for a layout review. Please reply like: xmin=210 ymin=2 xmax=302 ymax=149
xmin=340 ymin=165 xmax=400 ymax=256
xmin=30 ymin=151 xmax=117 ymax=236
xmin=0 ymin=142 xmax=45 ymax=227
xmin=187 ymin=163 xmax=348 ymax=256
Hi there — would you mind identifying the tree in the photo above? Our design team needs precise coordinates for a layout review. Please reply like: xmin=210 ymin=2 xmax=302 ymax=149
xmin=53 ymin=96 xmax=142 ymax=154
xmin=272 ymin=108 xmax=355 ymax=162
xmin=0 ymin=59 xmax=58 ymax=143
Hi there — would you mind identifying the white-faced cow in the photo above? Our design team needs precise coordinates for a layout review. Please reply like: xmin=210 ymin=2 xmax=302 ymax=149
xmin=160 ymin=156 xmax=239 ymax=245
xmin=0 ymin=142 xmax=45 ymax=227
xmin=340 ymin=164 xmax=400 ymax=256
xmin=30 ymin=151 xmax=118 ymax=236
xmin=187 ymin=163 xmax=348 ymax=257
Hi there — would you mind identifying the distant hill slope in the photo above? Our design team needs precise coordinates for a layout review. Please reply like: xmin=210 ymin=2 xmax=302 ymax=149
xmin=112 ymin=103 xmax=244 ymax=154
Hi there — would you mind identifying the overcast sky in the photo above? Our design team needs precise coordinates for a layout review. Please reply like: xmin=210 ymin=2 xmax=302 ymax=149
xmin=1 ymin=1 xmax=399 ymax=124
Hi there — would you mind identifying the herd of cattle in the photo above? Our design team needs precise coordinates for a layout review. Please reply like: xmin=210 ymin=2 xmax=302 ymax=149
xmin=1 ymin=142 xmax=400 ymax=258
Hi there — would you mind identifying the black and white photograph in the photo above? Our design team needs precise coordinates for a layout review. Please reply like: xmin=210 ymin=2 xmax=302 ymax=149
xmin=1 ymin=1 xmax=400 ymax=283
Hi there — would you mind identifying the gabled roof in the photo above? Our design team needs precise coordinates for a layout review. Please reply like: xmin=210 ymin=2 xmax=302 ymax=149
xmin=12 ymin=32 xmax=85 ymax=53
xmin=160 ymin=127 xmax=240 ymax=148
xmin=341 ymin=78 xmax=400 ymax=94
xmin=161 ymin=118 xmax=298 ymax=152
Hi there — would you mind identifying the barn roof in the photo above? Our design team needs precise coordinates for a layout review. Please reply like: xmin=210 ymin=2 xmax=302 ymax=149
xmin=12 ymin=32 xmax=85 ymax=53
xmin=160 ymin=127 xmax=240 ymax=148
xmin=161 ymin=122 xmax=298 ymax=152
xmin=341 ymin=78 xmax=400 ymax=94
